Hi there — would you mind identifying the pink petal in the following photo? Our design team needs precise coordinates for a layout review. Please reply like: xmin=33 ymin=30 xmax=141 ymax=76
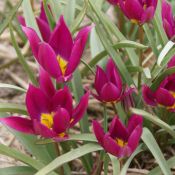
xmin=141 ymin=6 xmax=155 ymax=23
xmin=18 ymin=16 xmax=26 ymax=26
xmin=26 ymin=84 xmax=50 ymax=120
xmin=0 ymin=116 xmax=34 ymax=134
xmin=22 ymin=26 xmax=41 ymax=58
xmin=70 ymin=91 xmax=89 ymax=127
xmin=49 ymin=16 xmax=73 ymax=60
xmin=38 ymin=42 xmax=61 ymax=78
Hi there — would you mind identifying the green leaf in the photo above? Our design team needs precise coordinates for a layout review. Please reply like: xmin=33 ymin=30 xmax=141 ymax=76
xmin=0 ymin=166 xmax=36 ymax=175
xmin=141 ymin=128 xmax=172 ymax=175
xmin=0 ymin=0 xmax=23 ymax=36
xmin=131 ymin=108 xmax=175 ymax=138
xmin=120 ymin=144 xmax=144 ymax=175
xmin=70 ymin=1 xmax=87 ymax=34
xmin=108 ymin=154 xmax=120 ymax=175
xmin=148 ymin=156 xmax=175 ymax=175
xmin=36 ymin=134 xmax=97 ymax=145
xmin=0 ymin=103 xmax=27 ymax=115
xmin=157 ymin=41 xmax=174 ymax=66
xmin=0 ymin=83 xmax=26 ymax=93
xmin=0 ymin=144 xmax=44 ymax=170
xmin=22 ymin=0 xmax=42 ymax=39
xmin=35 ymin=143 xmax=102 ymax=175
xmin=81 ymin=40 xmax=146 ymax=76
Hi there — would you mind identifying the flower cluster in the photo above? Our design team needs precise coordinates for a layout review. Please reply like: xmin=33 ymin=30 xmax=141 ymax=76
xmin=0 ymin=2 xmax=145 ymax=159
xmin=107 ymin=0 xmax=158 ymax=25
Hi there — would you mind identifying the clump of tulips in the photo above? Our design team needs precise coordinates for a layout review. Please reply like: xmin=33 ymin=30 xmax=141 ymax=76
xmin=1 ymin=0 xmax=175 ymax=174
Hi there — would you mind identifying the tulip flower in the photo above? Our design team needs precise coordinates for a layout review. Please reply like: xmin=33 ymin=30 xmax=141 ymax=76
xmin=92 ymin=58 xmax=123 ymax=103
xmin=0 ymin=70 xmax=89 ymax=140
xmin=22 ymin=15 xmax=91 ymax=82
xmin=93 ymin=115 xmax=143 ymax=158
xmin=119 ymin=0 xmax=158 ymax=25
xmin=142 ymin=56 xmax=175 ymax=111
xmin=162 ymin=0 xmax=175 ymax=39
xmin=18 ymin=2 xmax=51 ymax=42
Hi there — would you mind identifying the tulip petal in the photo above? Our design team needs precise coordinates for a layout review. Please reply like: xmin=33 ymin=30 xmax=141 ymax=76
xmin=51 ymin=86 xmax=73 ymax=113
xmin=141 ymin=6 xmax=155 ymax=23
xmin=22 ymin=26 xmax=41 ymax=58
xmin=107 ymin=0 xmax=119 ymax=5
xmin=33 ymin=119 xmax=57 ymax=138
xmin=26 ymin=84 xmax=50 ymax=120
xmin=38 ymin=42 xmax=61 ymax=78
xmin=103 ymin=134 xmax=123 ymax=158
xmin=127 ymin=115 xmax=143 ymax=133
xmin=0 ymin=116 xmax=34 ymax=134
xmin=109 ymin=117 xmax=128 ymax=141
xmin=168 ymin=56 xmax=175 ymax=68
xmin=70 ymin=91 xmax=89 ymax=127
xmin=155 ymin=88 xmax=175 ymax=106
xmin=94 ymin=66 xmax=108 ymax=94
xmin=106 ymin=58 xmax=122 ymax=91
xmin=100 ymin=82 xmax=121 ymax=102
xmin=92 ymin=120 xmax=105 ymax=146
xmin=49 ymin=16 xmax=73 ymax=60
xmin=18 ymin=16 xmax=26 ymax=26
xmin=53 ymin=108 xmax=70 ymax=134
xmin=36 ymin=18 xmax=51 ymax=42
xmin=142 ymin=85 xmax=157 ymax=106
xmin=128 ymin=125 xmax=142 ymax=152
xmin=40 ymin=2 xmax=49 ymax=24
xmin=39 ymin=67 xmax=56 ymax=98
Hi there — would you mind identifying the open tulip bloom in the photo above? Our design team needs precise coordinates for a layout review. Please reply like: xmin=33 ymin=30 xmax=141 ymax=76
xmin=22 ymin=15 xmax=91 ymax=82
xmin=162 ymin=0 xmax=175 ymax=39
xmin=142 ymin=56 xmax=175 ymax=111
xmin=119 ymin=0 xmax=158 ymax=25
xmin=0 ymin=69 xmax=89 ymax=140
xmin=92 ymin=58 xmax=132 ymax=103
xmin=93 ymin=115 xmax=143 ymax=158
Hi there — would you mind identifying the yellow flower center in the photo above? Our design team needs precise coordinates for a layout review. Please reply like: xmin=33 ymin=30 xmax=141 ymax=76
xmin=58 ymin=132 xmax=66 ymax=138
xmin=57 ymin=56 xmax=68 ymax=75
xmin=167 ymin=91 xmax=175 ymax=110
xmin=41 ymin=113 xmax=54 ymax=129
xmin=116 ymin=138 xmax=127 ymax=147
xmin=131 ymin=19 xmax=139 ymax=24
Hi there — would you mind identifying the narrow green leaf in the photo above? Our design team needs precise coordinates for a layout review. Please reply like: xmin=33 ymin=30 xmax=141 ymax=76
xmin=148 ymin=156 xmax=175 ymax=175
xmin=0 ymin=166 xmax=36 ymax=175
xmin=0 ymin=144 xmax=44 ymax=170
xmin=35 ymin=143 xmax=102 ymax=175
xmin=0 ymin=83 xmax=26 ymax=92
xmin=131 ymin=108 xmax=175 ymax=138
xmin=157 ymin=41 xmax=174 ymax=66
xmin=120 ymin=144 xmax=144 ymax=175
xmin=22 ymin=0 xmax=41 ymax=39
xmin=108 ymin=154 xmax=120 ymax=175
xmin=36 ymin=134 xmax=97 ymax=145
xmin=141 ymin=128 xmax=172 ymax=175
xmin=0 ymin=103 xmax=27 ymax=115
xmin=0 ymin=0 xmax=23 ymax=35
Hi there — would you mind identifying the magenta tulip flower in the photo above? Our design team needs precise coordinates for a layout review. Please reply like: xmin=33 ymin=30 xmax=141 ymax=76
xmin=22 ymin=15 xmax=91 ymax=82
xmin=92 ymin=58 xmax=123 ymax=102
xmin=162 ymin=0 xmax=175 ymax=39
xmin=142 ymin=56 xmax=175 ymax=111
xmin=0 ymin=69 xmax=89 ymax=140
xmin=119 ymin=0 xmax=158 ymax=24
xmin=93 ymin=115 xmax=143 ymax=158
xmin=18 ymin=2 xmax=51 ymax=42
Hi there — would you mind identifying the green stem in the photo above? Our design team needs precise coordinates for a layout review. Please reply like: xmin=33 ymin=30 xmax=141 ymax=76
xmin=54 ymin=143 xmax=64 ymax=175
xmin=103 ymin=104 xmax=108 ymax=132
xmin=9 ymin=23 xmax=37 ymax=85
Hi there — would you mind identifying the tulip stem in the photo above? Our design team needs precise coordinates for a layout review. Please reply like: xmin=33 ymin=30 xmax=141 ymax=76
xmin=54 ymin=143 xmax=64 ymax=175
xmin=138 ymin=26 xmax=144 ymax=90
xmin=111 ymin=102 xmax=118 ymax=115
xmin=103 ymin=104 xmax=108 ymax=132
